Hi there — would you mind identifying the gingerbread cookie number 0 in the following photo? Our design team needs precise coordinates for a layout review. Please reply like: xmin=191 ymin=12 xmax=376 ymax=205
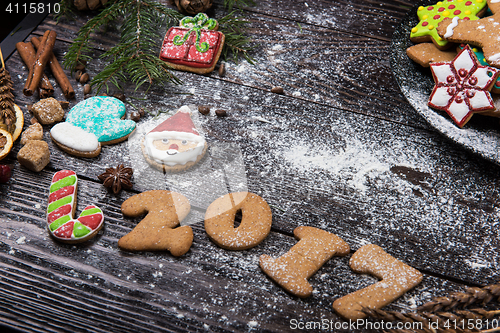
xmin=204 ymin=192 xmax=273 ymax=250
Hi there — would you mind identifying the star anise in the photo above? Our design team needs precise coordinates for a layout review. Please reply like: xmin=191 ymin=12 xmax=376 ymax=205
xmin=98 ymin=164 xmax=133 ymax=194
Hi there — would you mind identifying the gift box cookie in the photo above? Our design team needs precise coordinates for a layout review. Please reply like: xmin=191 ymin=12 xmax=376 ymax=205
xmin=159 ymin=13 xmax=225 ymax=74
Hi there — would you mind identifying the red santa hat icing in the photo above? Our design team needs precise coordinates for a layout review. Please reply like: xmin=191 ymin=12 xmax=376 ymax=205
xmin=148 ymin=106 xmax=200 ymax=136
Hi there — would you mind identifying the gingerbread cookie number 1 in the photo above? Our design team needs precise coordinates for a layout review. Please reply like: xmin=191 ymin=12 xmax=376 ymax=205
xmin=47 ymin=170 xmax=104 ymax=243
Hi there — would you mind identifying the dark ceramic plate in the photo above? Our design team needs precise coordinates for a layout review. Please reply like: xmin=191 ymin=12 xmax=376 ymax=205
xmin=390 ymin=0 xmax=500 ymax=165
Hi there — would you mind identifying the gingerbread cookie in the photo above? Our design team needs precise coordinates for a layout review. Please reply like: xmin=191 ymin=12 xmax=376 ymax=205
xmin=159 ymin=13 xmax=225 ymax=74
xmin=428 ymin=44 xmax=499 ymax=127
xmin=141 ymin=105 xmax=207 ymax=172
xmin=119 ymin=190 xmax=193 ymax=256
xmin=406 ymin=42 xmax=457 ymax=67
xmin=260 ymin=226 xmax=350 ymax=298
xmin=410 ymin=0 xmax=487 ymax=50
xmin=332 ymin=244 xmax=423 ymax=320
xmin=47 ymin=170 xmax=104 ymax=243
xmin=437 ymin=0 xmax=500 ymax=67
xmin=204 ymin=192 xmax=272 ymax=250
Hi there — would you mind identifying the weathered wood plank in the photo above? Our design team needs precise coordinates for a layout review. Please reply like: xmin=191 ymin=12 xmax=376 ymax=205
xmin=4 ymin=29 xmax=500 ymax=285
xmin=0 ymin=166 xmax=468 ymax=332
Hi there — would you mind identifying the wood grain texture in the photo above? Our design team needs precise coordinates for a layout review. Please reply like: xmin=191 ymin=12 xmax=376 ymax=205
xmin=1 ymin=0 xmax=499 ymax=331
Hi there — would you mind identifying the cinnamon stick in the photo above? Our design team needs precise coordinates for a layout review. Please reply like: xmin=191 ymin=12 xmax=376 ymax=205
xmin=31 ymin=36 xmax=75 ymax=99
xmin=15 ymin=41 xmax=54 ymax=96
xmin=23 ymin=30 xmax=57 ymax=96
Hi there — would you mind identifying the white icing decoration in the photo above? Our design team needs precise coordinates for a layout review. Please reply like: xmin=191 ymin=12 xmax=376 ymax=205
xmin=429 ymin=46 xmax=498 ymax=126
xmin=453 ymin=49 xmax=475 ymax=72
xmin=431 ymin=63 xmax=454 ymax=84
xmin=50 ymin=123 xmax=100 ymax=152
xmin=448 ymin=97 xmax=470 ymax=122
xmin=444 ymin=16 xmax=459 ymax=38
xmin=144 ymin=131 xmax=205 ymax=166
xmin=491 ymin=0 xmax=500 ymax=3
xmin=469 ymin=91 xmax=491 ymax=109
xmin=488 ymin=52 xmax=500 ymax=63
xmin=429 ymin=87 xmax=451 ymax=107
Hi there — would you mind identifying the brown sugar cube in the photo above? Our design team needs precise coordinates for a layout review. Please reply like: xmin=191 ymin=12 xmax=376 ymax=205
xmin=17 ymin=140 xmax=50 ymax=172
xmin=32 ymin=97 xmax=65 ymax=125
xmin=20 ymin=123 xmax=44 ymax=145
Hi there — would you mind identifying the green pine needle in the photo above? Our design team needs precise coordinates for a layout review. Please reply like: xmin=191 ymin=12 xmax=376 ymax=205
xmin=224 ymin=0 xmax=256 ymax=12
xmin=218 ymin=12 xmax=256 ymax=64
xmin=54 ymin=0 xmax=77 ymax=22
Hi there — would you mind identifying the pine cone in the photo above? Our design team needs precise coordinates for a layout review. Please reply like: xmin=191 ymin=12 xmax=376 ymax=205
xmin=174 ymin=0 xmax=213 ymax=15
xmin=0 ymin=67 xmax=16 ymax=135
xmin=73 ymin=0 xmax=109 ymax=11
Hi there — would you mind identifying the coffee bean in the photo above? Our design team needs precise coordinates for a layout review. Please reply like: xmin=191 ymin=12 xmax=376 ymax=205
xmin=79 ymin=73 xmax=90 ymax=84
xmin=198 ymin=105 xmax=210 ymax=115
xmin=75 ymin=60 xmax=86 ymax=71
xmin=215 ymin=109 xmax=227 ymax=117
xmin=271 ymin=86 xmax=284 ymax=94
xmin=75 ymin=70 xmax=82 ymax=82
xmin=218 ymin=63 xmax=225 ymax=77
xmin=83 ymin=84 xmax=91 ymax=95
xmin=58 ymin=100 xmax=70 ymax=109
xmin=130 ymin=111 xmax=141 ymax=122
xmin=113 ymin=93 xmax=126 ymax=102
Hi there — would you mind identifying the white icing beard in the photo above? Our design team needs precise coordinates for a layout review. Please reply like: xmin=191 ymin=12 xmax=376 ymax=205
xmin=144 ymin=131 xmax=206 ymax=166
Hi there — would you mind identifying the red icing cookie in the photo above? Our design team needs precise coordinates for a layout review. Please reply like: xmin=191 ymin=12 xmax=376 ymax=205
xmin=159 ymin=13 xmax=225 ymax=74
xmin=428 ymin=45 xmax=500 ymax=127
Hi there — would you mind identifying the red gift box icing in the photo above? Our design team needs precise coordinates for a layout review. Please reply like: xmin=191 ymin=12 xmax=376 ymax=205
xmin=160 ymin=27 xmax=223 ymax=69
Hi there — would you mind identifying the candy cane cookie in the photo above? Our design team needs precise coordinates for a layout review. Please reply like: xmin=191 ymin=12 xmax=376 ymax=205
xmin=47 ymin=170 xmax=104 ymax=243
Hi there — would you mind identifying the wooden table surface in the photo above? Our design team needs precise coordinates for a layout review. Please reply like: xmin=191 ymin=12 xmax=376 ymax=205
xmin=2 ymin=0 xmax=500 ymax=332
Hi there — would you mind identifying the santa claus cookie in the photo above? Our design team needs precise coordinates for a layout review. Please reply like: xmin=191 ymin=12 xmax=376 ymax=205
xmin=141 ymin=105 xmax=207 ymax=172
xmin=159 ymin=13 xmax=225 ymax=74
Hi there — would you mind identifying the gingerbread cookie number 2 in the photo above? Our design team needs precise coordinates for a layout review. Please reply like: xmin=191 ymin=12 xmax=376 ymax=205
xmin=119 ymin=190 xmax=193 ymax=256
xmin=47 ymin=170 xmax=104 ymax=243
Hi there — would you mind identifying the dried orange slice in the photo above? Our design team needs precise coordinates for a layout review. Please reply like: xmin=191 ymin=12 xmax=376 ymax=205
xmin=0 ymin=104 xmax=24 ymax=142
xmin=0 ymin=128 xmax=13 ymax=160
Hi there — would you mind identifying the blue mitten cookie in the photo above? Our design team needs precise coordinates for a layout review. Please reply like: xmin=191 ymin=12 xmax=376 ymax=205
xmin=66 ymin=96 xmax=136 ymax=144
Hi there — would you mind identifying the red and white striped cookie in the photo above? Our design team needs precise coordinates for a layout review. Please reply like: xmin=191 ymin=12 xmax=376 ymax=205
xmin=47 ymin=170 xmax=104 ymax=243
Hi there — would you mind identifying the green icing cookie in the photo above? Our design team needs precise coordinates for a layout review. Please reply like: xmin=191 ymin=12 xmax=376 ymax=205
xmin=410 ymin=0 xmax=487 ymax=48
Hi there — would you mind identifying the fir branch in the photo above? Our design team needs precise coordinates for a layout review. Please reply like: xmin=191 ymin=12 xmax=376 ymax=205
xmin=63 ymin=0 xmax=127 ymax=71
xmin=224 ymin=0 xmax=256 ymax=12
xmin=54 ymin=0 xmax=77 ymax=22
xmin=218 ymin=12 xmax=256 ymax=64
xmin=64 ymin=0 xmax=183 ymax=93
